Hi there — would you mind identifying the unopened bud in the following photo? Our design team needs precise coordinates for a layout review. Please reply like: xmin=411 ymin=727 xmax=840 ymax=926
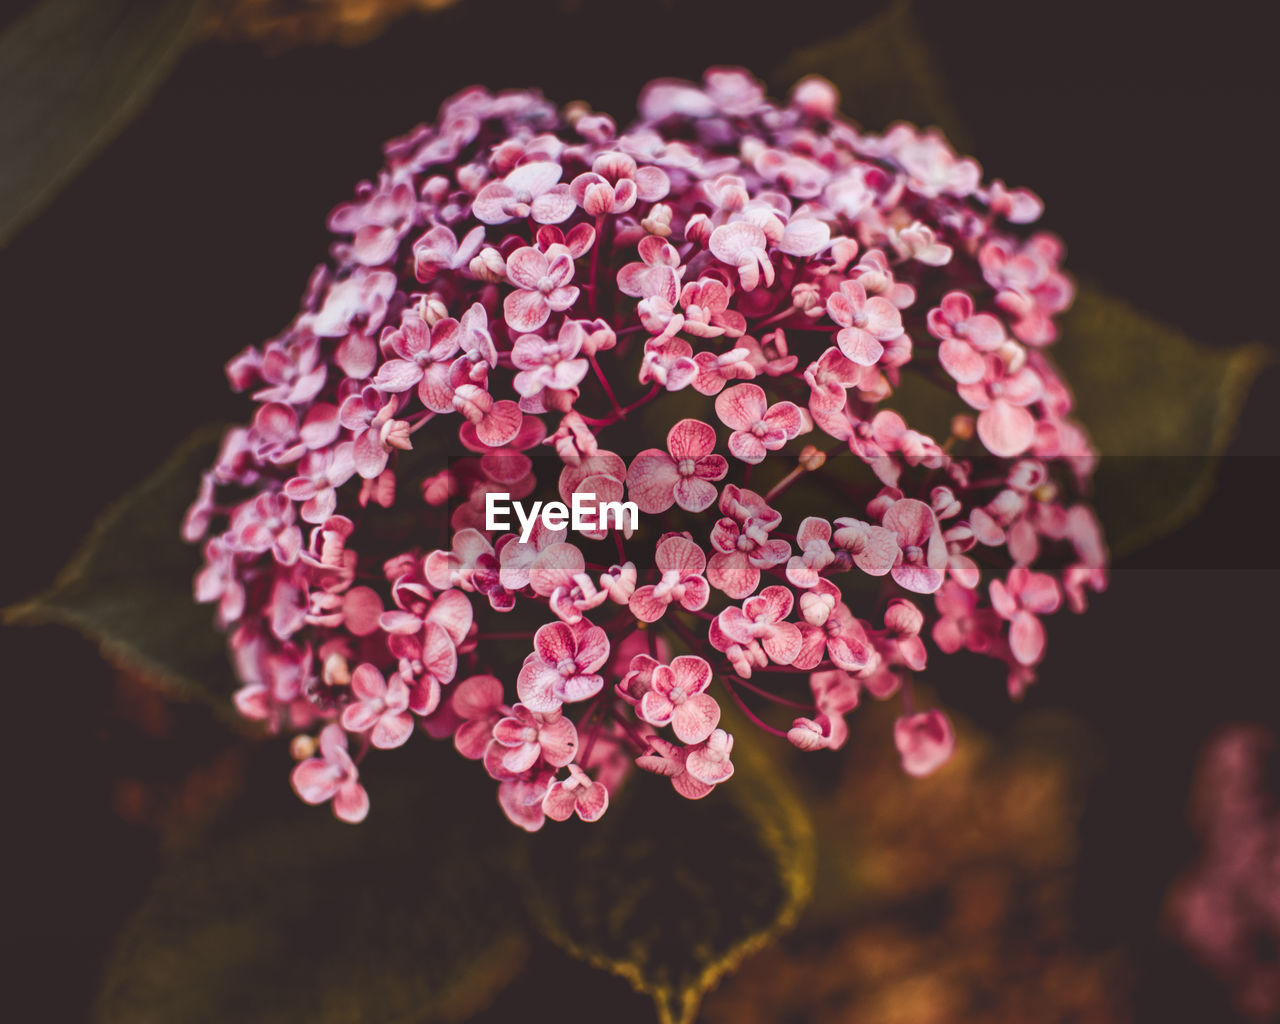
xmin=380 ymin=419 xmax=413 ymax=452
xmin=951 ymin=414 xmax=975 ymax=441
xmin=640 ymin=203 xmax=673 ymax=237
xmin=323 ymin=652 xmax=351 ymax=688
xmin=998 ymin=339 xmax=1027 ymax=373
xmin=563 ymin=100 xmax=592 ymax=126
xmin=419 ymin=295 xmax=449 ymax=326
xmin=791 ymin=75 xmax=839 ymax=118
xmin=290 ymin=734 xmax=317 ymax=761
xmin=799 ymin=444 xmax=826 ymax=471
xmin=469 ymin=247 xmax=506 ymax=283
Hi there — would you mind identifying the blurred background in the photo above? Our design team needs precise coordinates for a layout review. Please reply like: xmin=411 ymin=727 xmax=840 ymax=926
xmin=1 ymin=1 xmax=1276 ymax=1021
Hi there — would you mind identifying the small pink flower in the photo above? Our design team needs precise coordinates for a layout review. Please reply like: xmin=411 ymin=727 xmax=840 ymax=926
xmin=503 ymin=246 xmax=579 ymax=332
xmin=786 ymin=517 xmax=836 ymax=588
xmin=472 ymin=161 xmax=575 ymax=225
xmin=832 ymin=516 xmax=899 ymax=578
xmin=894 ymin=710 xmax=956 ymax=777
xmin=291 ymin=724 xmax=369 ymax=823
xmin=989 ymin=567 xmax=1062 ymax=665
xmin=413 ymin=223 xmax=485 ymax=280
xmin=636 ymin=655 xmax=719 ymax=744
xmin=825 ymin=278 xmax=904 ymax=366
xmin=450 ymin=674 xmax=509 ymax=759
xmin=706 ymin=486 xmax=790 ymax=599
xmin=882 ymin=598 xmax=927 ymax=671
xmin=927 ymin=291 xmax=1007 ymax=385
xmin=283 ymin=444 xmax=357 ymax=524
xmin=628 ymin=535 xmax=710 ymax=622
xmin=715 ymin=383 xmax=803 ymax=464
xmin=517 ymin=621 xmax=610 ymax=712
xmin=678 ymin=278 xmax=746 ymax=338
xmin=543 ymin=763 xmax=609 ymax=822
xmin=685 ymin=728 xmax=735 ymax=785
xmin=626 ymin=418 xmax=728 ymax=514
xmin=340 ymin=664 xmax=414 ymax=749
xmin=617 ymin=235 xmax=682 ymax=303
xmin=485 ymin=703 xmax=578 ymax=776
xmin=714 ymin=585 xmax=802 ymax=666
xmin=639 ymin=335 xmax=698 ymax=391
xmin=958 ymin=356 xmax=1044 ymax=458
xmin=709 ymin=221 xmax=774 ymax=291
xmin=511 ymin=319 xmax=591 ymax=400
xmin=636 ymin=736 xmax=715 ymax=800
xmin=881 ymin=497 xmax=947 ymax=594
xmin=932 ymin=580 xmax=1003 ymax=655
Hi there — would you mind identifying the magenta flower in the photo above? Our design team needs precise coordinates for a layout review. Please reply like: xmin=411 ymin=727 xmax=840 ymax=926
xmin=340 ymin=664 xmax=414 ymax=749
xmin=517 ymin=621 xmax=610 ymax=712
xmin=893 ymin=710 xmax=956 ymax=777
xmin=626 ymin=418 xmax=727 ymax=514
xmin=628 ymin=535 xmax=710 ymax=622
xmin=715 ymin=383 xmax=804 ymax=464
xmin=291 ymin=724 xmax=370 ymax=823
xmin=989 ymin=566 xmax=1062 ymax=665
xmin=825 ymin=278 xmax=904 ymax=367
xmin=283 ymin=444 xmax=357 ymax=524
xmin=502 ymin=246 xmax=579 ymax=332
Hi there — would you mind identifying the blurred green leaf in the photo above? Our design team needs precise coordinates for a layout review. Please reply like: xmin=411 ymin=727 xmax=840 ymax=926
xmin=0 ymin=0 xmax=205 ymax=247
xmin=2 ymin=427 xmax=238 ymax=709
xmin=771 ymin=0 xmax=969 ymax=147
xmin=1053 ymin=288 xmax=1269 ymax=554
xmin=518 ymin=733 xmax=814 ymax=1024
xmin=94 ymin=745 xmax=529 ymax=1024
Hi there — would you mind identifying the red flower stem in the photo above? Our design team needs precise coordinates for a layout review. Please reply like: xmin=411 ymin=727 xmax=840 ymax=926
xmin=728 ymin=675 xmax=817 ymax=710
xmin=589 ymin=352 xmax=626 ymax=419
xmin=720 ymin=676 xmax=790 ymax=737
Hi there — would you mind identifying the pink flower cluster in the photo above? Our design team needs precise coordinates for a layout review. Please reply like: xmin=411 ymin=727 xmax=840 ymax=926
xmin=186 ymin=68 xmax=1107 ymax=827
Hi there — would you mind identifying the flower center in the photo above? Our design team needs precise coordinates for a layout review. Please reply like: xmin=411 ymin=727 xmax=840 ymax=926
xmin=557 ymin=657 xmax=577 ymax=677
xmin=677 ymin=457 xmax=696 ymax=476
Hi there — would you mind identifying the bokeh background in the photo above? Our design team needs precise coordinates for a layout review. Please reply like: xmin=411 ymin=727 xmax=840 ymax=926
xmin=1 ymin=1 xmax=1277 ymax=1021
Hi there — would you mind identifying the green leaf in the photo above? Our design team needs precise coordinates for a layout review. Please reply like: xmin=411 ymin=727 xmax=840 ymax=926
xmin=94 ymin=744 xmax=529 ymax=1024
xmin=1053 ymin=287 xmax=1269 ymax=555
xmin=0 ymin=0 xmax=205 ymax=247
xmin=2 ymin=426 xmax=238 ymax=708
xmin=518 ymin=731 xmax=814 ymax=1024
xmin=770 ymin=0 xmax=969 ymax=147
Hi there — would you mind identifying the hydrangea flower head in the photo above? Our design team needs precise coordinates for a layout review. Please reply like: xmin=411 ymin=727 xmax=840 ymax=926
xmin=187 ymin=68 xmax=1107 ymax=826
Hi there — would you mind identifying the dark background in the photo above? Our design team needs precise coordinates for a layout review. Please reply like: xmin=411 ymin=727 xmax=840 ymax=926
xmin=1 ymin=0 xmax=1277 ymax=1020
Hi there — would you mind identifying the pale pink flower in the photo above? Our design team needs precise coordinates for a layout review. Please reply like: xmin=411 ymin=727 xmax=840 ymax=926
xmin=715 ymin=383 xmax=803 ymax=464
xmin=786 ymin=517 xmax=836 ymax=588
xmin=625 ymin=418 xmax=728 ymax=514
xmin=881 ymin=497 xmax=948 ymax=594
xmin=709 ymin=221 xmax=774 ymax=291
xmin=517 ymin=621 xmax=610 ymax=712
xmin=628 ymin=535 xmax=710 ymax=622
xmin=413 ymin=223 xmax=485 ymax=280
xmin=472 ymin=161 xmax=575 ymax=225
xmin=685 ymin=728 xmax=735 ymax=785
xmin=958 ymin=356 xmax=1044 ymax=458
xmin=485 ymin=704 xmax=578 ymax=776
xmin=989 ymin=566 xmax=1062 ymax=665
xmin=636 ymin=655 xmax=719 ymax=744
xmin=450 ymin=674 xmax=509 ymax=759
xmin=503 ymin=246 xmax=579 ymax=332
xmin=894 ymin=710 xmax=956 ymax=777
xmin=291 ymin=724 xmax=370 ymax=823
xmin=616 ymin=235 xmax=682 ymax=302
xmin=927 ymin=291 xmax=1007 ymax=384
xmin=340 ymin=664 xmax=414 ymax=748
xmin=714 ymin=585 xmax=803 ymax=667
xmin=826 ymin=278 xmax=904 ymax=367
xmin=543 ymin=763 xmax=609 ymax=822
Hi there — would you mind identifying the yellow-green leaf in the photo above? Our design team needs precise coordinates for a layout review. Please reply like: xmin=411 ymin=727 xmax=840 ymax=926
xmin=1053 ymin=287 xmax=1269 ymax=555
xmin=0 ymin=0 xmax=206 ymax=247
xmin=94 ymin=745 xmax=529 ymax=1024
xmin=2 ymin=427 xmax=238 ymax=709
xmin=518 ymin=730 xmax=814 ymax=1024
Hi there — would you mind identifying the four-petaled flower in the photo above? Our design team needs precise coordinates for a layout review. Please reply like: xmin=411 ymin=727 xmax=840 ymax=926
xmin=291 ymin=724 xmax=370 ymax=823
xmin=826 ymin=278 xmax=905 ymax=366
xmin=626 ymin=418 xmax=728 ymax=514
xmin=340 ymin=663 xmax=414 ymax=749
xmin=517 ymin=621 xmax=610 ymax=712
xmin=628 ymin=535 xmax=710 ymax=622
xmin=715 ymin=383 xmax=804 ymax=464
